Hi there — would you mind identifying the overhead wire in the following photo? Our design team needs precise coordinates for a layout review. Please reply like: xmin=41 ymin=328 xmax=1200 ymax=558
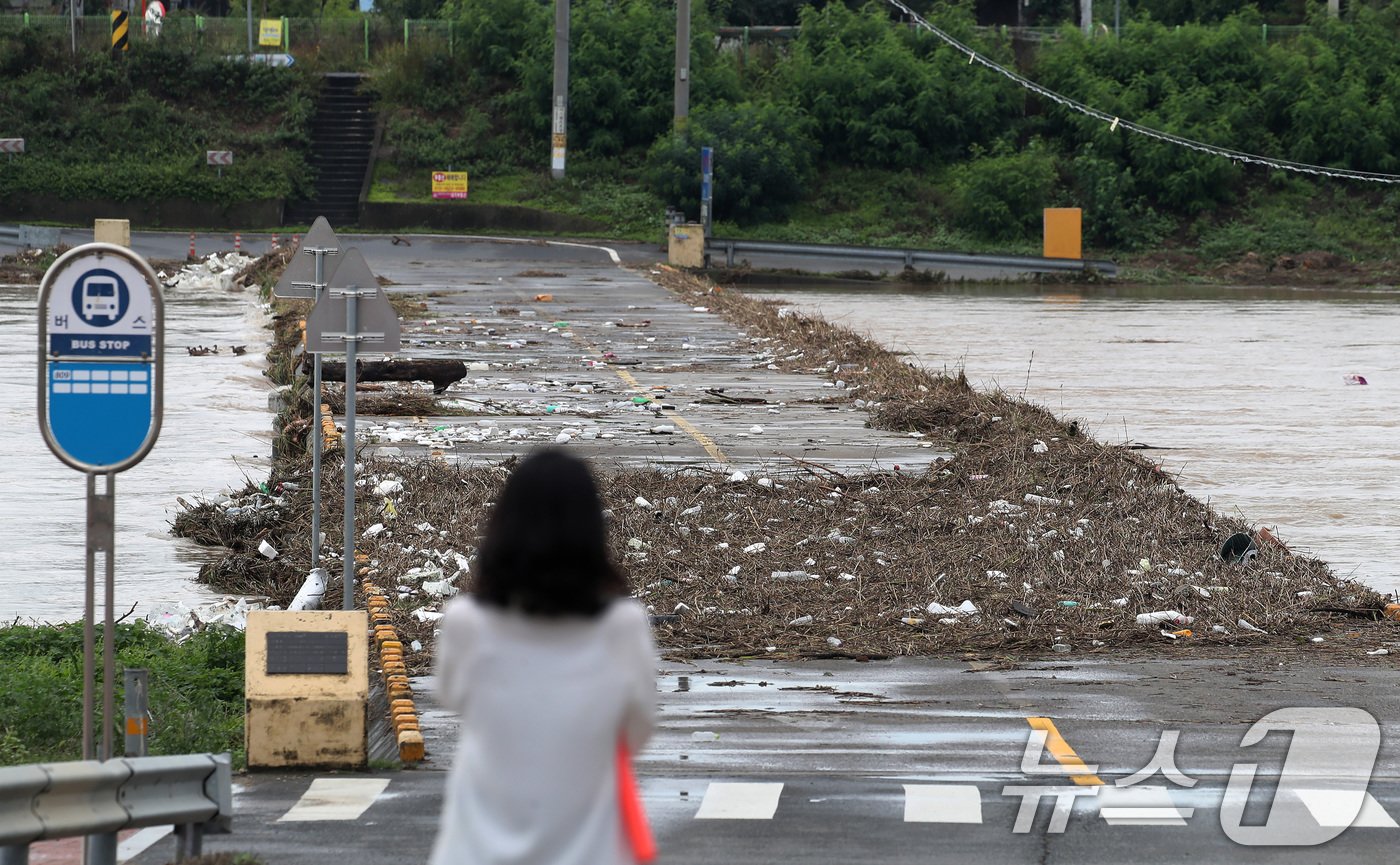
xmin=882 ymin=0 xmax=1400 ymax=184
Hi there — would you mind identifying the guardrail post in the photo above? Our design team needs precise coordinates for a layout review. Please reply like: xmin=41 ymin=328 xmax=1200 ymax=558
xmin=83 ymin=834 xmax=116 ymax=865
xmin=173 ymin=824 xmax=203 ymax=860
xmin=0 ymin=845 xmax=29 ymax=865
xmin=123 ymin=669 xmax=149 ymax=757
xmin=726 ymin=241 xmax=735 ymax=268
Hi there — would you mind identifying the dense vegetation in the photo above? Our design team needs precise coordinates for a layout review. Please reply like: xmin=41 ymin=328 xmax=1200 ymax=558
xmin=0 ymin=31 xmax=316 ymax=205
xmin=0 ymin=622 xmax=246 ymax=766
xmin=364 ymin=0 xmax=1400 ymax=260
xmin=6 ymin=1 xmax=1400 ymax=262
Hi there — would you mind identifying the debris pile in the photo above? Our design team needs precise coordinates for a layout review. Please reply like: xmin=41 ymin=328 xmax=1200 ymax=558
xmin=159 ymin=252 xmax=258 ymax=292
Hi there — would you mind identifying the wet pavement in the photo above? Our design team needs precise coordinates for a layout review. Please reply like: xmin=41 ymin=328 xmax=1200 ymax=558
xmin=354 ymin=239 xmax=948 ymax=473
xmin=135 ymin=656 xmax=1400 ymax=865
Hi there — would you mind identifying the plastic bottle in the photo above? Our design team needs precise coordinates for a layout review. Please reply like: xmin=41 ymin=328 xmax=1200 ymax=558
xmin=1135 ymin=610 xmax=1194 ymax=627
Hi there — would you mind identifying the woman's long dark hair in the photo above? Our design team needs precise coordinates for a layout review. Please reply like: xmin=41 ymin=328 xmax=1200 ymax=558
xmin=473 ymin=449 xmax=625 ymax=617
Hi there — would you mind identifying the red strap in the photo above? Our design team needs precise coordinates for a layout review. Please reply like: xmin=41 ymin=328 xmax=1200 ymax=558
xmin=617 ymin=742 xmax=657 ymax=862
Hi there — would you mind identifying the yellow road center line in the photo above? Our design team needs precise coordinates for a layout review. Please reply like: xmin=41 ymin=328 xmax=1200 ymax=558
xmin=1027 ymin=717 xmax=1105 ymax=786
xmin=575 ymin=338 xmax=729 ymax=465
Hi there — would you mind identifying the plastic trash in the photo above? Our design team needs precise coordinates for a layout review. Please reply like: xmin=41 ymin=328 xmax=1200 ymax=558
xmin=634 ymin=497 xmax=653 ymax=509
xmin=1219 ymin=532 xmax=1258 ymax=564
xmin=826 ymin=636 xmax=843 ymax=648
xmin=770 ymin=570 xmax=817 ymax=581
xmin=1343 ymin=374 xmax=1368 ymax=385
xmin=289 ymin=568 xmax=327 ymax=611
xmin=257 ymin=539 xmax=278 ymax=559
xmin=926 ymin=600 xmax=979 ymax=617
xmin=1237 ymin=617 xmax=1268 ymax=634
xmin=1367 ymin=648 xmax=1390 ymax=656
xmin=789 ymin=615 xmax=814 ymax=626
xmin=1024 ymin=493 xmax=1062 ymax=506
xmin=1136 ymin=610 xmax=1194 ymax=627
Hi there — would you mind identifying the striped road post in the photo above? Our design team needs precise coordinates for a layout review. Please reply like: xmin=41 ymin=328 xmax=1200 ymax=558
xmin=111 ymin=10 xmax=130 ymax=54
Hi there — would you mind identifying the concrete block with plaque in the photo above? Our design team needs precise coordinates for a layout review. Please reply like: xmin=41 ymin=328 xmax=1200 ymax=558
xmin=245 ymin=610 xmax=369 ymax=769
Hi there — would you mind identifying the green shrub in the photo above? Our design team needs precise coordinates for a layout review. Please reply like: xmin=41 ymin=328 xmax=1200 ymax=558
xmin=0 ymin=623 xmax=245 ymax=767
xmin=948 ymin=142 xmax=1061 ymax=241
xmin=645 ymin=102 xmax=817 ymax=225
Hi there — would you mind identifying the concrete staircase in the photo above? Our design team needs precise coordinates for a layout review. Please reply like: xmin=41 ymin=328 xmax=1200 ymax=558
xmin=284 ymin=73 xmax=375 ymax=227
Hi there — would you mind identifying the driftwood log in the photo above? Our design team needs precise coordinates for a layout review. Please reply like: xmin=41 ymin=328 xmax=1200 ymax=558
xmin=316 ymin=359 xmax=468 ymax=394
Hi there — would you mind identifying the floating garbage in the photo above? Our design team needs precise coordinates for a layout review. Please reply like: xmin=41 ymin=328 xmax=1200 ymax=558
xmin=770 ymin=570 xmax=817 ymax=581
xmin=1367 ymin=648 xmax=1390 ymax=656
xmin=373 ymin=479 xmax=404 ymax=496
xmin=788 ymin=615 xmax=814 ymax=626
xmin=1343 ymin=374 xmax=1369 ymax=385
xmin=635 ymin=496 xmax=653 ymax=509
xmin=743 ymin=542 xmax=767 ymax=554
xmin=257 ymin=539 xmax=278 ymax=559
xmin=1023 ymin=493 xmax=1062 ymax=507
xmin=826 ymin=636 xmax=843 ymax=648
xmin=727 ymin=471 xmax=749 ymax=483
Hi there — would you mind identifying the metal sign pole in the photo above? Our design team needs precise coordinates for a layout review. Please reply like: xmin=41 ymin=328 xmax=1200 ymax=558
xmin=82 ymin=474 xmax=97 ymax=761
xmin=341 ymin=289 xmax=358 ymax=611
xmin=310 ymin=251 xmax=328 ymax=571
xmin=101 ymin=472 xmax=115 ymax=762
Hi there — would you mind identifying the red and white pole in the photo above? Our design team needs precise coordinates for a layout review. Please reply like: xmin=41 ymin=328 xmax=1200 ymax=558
xmin=271 ymin=233 xmax=280 ymax=251
xmin=234 ymin=232 xmax=242 ymax=253
xmin=292 ymin=233 xmax=300 ymax=249
xmin=187 ymin=232 xmax=196 ymax=260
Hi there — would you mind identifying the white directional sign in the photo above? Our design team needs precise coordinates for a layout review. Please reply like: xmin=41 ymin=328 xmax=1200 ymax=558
xmin=38 ymin=244 xmax=164 ymax=473
xmin=206 ymin=150 xmax=233 ymax=166
xmin=305 ymin=248 xmax=401 ymax=355
xmin=275 ymin=216 xmax=342 ymax=299
xmin=0 ymin=139 xmax=23 ymax=154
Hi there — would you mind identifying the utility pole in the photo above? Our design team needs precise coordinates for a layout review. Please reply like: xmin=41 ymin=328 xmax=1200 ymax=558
xmin=1081 ymin=0 xmax=1092 ymax=35
xmin=674 ymin=0 xmax=691 ymax=124
xmin=551 ymin=0 xmax=569 ymax=180
xmin=246 ymin=0 xmax=254 ymax=55
xmin=1328 ymin=0 xmax=1339 ymax=17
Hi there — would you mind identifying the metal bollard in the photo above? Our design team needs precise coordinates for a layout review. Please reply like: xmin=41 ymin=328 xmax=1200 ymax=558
xmin=123 ymin=668 xmax=149 ymax=757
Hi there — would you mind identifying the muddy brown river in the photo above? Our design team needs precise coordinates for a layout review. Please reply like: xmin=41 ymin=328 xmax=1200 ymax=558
xmin=757 ymin=283 xmax=1400 ymax=596
xmin=0 ymin=281 xmax=272 ymax=623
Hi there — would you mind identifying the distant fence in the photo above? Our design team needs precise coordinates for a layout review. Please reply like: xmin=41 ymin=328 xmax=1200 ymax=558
xmin=0 ymin=14 xmax=1323 ymax=68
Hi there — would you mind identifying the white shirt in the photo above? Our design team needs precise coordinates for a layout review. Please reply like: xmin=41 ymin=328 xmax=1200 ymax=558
xmin=430 ymin=595 xmax=657 ymax=865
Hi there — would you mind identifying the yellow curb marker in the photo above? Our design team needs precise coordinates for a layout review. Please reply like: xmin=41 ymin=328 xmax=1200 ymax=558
xmin=1026 ymin=717 xmax=1104 ymax=786
xmin=363 ymin=580 xmax=424 ymax=765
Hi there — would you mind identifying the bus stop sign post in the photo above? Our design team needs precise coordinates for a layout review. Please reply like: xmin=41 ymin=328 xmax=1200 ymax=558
xmin=37 ymin=242 xmax=163 ymax=859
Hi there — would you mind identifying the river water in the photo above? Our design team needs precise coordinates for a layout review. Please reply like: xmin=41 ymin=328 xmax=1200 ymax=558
xmin=756 ymin=283 xmax=1400 ymax=596
xmin=0 ymin=280 xmax=273 ymax=624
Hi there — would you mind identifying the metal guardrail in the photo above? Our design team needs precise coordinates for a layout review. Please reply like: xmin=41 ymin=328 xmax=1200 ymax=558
xmin=707 ymin=237 xmax=1118 ymax=278
xmin=0 ymin=753 xmax=232 ymax=865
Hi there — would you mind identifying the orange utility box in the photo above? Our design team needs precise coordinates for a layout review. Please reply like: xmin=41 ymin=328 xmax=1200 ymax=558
xmin=1043 ymin=208 xmax=1083 ymax=260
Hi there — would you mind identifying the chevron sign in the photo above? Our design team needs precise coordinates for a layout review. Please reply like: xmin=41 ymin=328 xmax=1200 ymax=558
xmin=0 ymin=139 xmax=24 ymax=154
xmin=206 ymin=151 xmax=233 ymax=166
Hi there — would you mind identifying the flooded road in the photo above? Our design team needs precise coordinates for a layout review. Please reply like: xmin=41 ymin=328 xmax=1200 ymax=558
xmin=757 ymin=283 xmax=1400 ymax=595
xmin=0 ymin=280 xmax=272 ymax=623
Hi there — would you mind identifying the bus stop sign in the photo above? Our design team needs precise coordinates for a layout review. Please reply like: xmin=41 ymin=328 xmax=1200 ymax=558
xmin=38 ymin=243 xmax=165 ymax=473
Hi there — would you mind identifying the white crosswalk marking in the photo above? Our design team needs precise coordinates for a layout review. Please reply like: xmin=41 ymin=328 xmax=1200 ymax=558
xmin=1097 ymin=785 xmax=1193 ymax=826
xmin=903 ymin=784 xmax=983 ymax=823
xmin=1295 ymin=790 xmax=1400 ymax=829
xmin=695 ymin=782 xmax=785 ymax=820
xmin=278 ymin=778 xmax=391 ymax=822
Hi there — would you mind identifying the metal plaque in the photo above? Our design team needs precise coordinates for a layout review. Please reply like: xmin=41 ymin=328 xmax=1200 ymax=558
xmin=273 ymin=216 xmax=342 ymax=298
xmin=304 ymin=248 xmax=402 ymax=355
xmin=265 ymin=631 xmax=349 ymax=675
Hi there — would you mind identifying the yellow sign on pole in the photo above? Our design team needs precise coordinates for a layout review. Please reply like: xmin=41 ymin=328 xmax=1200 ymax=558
xmin=431 ymin=171 xmax=469 ymax=200
xmin=259 ymin=18 xmax=283 ymax=48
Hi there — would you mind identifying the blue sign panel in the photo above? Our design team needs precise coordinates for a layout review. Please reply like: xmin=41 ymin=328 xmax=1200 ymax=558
xmin=46 ymin=362 xmax=157 ymax=467
xmin=39 ymin=244 xmax=164 ymax=473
